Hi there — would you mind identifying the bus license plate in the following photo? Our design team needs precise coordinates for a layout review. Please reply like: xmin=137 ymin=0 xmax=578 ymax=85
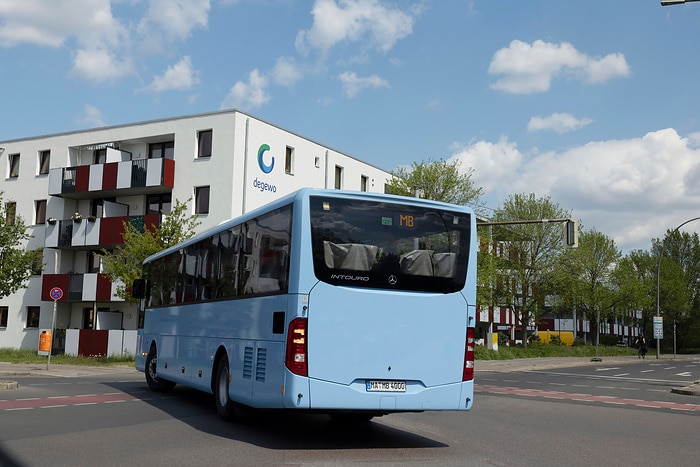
xmin=366 ymin=380 xmax=406 ymax=392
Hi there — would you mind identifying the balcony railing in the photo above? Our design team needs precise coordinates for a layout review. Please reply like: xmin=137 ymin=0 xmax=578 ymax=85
xmin=48 ymin=158 xmax=174 ymax=198
xmin=41 ymin=273 xmax=122 ymax=303
xmin=45 ymin=214 xmax=160 ymax=249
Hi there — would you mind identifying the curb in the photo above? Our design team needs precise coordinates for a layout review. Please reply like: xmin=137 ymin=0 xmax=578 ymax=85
xmin=0 ymin=380 xmax=19 ymax=390
xmin=671 ymin=381 xmax=700 ymax=396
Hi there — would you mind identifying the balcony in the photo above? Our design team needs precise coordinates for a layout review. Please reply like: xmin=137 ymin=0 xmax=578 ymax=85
xmin=48 ymin=158 xmax=175 ymax=199
xmin=45 ymin=214 xmax=160 ymax=249
xmin=41 ymin=273 xmax=122 ymax=303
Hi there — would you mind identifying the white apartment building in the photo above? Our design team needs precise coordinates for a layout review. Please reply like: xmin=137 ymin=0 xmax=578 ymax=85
xmin=0 ymin=110 xmax=391 ymax=354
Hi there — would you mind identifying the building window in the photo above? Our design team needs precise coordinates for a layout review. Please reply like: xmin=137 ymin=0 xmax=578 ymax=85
xmin=147 ymin=193 xmax=172 ymax=215
xmin=5 ymin=201 xmax=16 ymax=226
xmin=285 ymin=146 xmax=294 ymax=174
xmin=31 ymin=251 xmax=43 ymax=275
xmin=195 ymin=186 xmax=210 ymax=214
xmin=8 ymin=153 xmax=20 ymax=178
xmin=197 ymin=130 xmax=212 ymax=158
xmin=38 ymin=150 xmax=50 ymax=175
xmin=83 ymin=308 xmax=94 ymax=330
xmin=94 ymin=148 xmax=106 ymax=164
xmin=360 ymin=175 xmax=369 ymax=192
xmin=35 ymin=199 xmax=47 ymax=224
xmin=334 ymin=165 xmax=343 ymax=190
xmin=26 ymin=306 xmax=40 ymax=328
xmin=149 ymin=141 xmax=174 ymax=159
xmin=88 ymin=250 xmax=103 ymax=273
xmin=0 ymin=306 xmax=7 ymax=327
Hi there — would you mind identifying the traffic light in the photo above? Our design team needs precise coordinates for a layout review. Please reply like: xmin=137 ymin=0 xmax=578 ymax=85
xmin=565 ymin=219 xmax=578 ymax=248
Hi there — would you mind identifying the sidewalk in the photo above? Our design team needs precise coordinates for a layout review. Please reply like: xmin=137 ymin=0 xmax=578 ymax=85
xmin=0 ymin=362 xmax=138 ymax=378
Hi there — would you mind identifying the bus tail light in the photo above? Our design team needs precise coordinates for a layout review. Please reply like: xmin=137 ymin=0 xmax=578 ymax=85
xmin=286 ymin=318 xmax=308 ymax=377
xmin=463 ymin=327 xmax=475 ymax=381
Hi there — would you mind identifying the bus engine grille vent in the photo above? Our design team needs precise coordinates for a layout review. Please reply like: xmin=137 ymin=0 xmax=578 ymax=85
xmin=256 ymin=348 xmax=267 ymax=382
xmin=243 ymin=347 xmax=254 ymax=380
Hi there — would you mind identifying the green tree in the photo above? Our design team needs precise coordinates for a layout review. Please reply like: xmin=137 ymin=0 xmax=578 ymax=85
xmin=0 ymin=194 xmax=43 ymax=298
xmin=611 ymin=250 xmax=656 ymax=333
xmin=652 ymin=230 xmax=700 ymax=351
xmin=386 ymin=158 xmax=484 ymax=209
xmin=554 ymin=229 xmax=621 ymax=346
xmin=100 ymin=199 xmax=200 ymax=302
xmin=490 ymin=193 xmax=571 ymax=347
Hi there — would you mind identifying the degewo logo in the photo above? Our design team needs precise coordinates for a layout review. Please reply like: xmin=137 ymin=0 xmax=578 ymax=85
xmin=257 ymin=144 xmax=274 ymax=173
xmin=253 ymin=143 xmax=277 ymax=193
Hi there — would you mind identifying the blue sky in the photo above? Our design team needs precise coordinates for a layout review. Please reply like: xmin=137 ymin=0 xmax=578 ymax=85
xmin=2 ymin=0 xmax=700 ymax=253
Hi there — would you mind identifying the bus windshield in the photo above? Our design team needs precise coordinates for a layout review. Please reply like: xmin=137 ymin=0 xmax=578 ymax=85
xmin=310 ymin=196 xmax=471 ymax=293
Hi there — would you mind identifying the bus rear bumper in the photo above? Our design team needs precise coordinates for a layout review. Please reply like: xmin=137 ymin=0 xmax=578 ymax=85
xmin=297 ymin=378 xmax=473 ymax=412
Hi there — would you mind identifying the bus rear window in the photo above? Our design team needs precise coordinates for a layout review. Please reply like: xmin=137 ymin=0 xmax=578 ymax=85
xmin=310 ymin=196 xmax=470 ymax=293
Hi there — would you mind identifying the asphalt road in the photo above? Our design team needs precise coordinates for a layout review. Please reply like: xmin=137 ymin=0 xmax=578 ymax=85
xmin=1 ymin=357 xmax=698 ymax=466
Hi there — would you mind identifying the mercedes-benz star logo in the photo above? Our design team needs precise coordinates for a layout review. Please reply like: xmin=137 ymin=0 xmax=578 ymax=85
xmin=388 ymin=275 xmax=397 ymax=285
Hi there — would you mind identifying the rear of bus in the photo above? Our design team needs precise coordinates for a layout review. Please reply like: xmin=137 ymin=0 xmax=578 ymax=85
xmin=285 ymin=192 xmax=476 ymax=416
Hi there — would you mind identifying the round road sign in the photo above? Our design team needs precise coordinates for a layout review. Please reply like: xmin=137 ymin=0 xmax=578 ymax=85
xmin=49 ymin=287 xmax=63 ymax=301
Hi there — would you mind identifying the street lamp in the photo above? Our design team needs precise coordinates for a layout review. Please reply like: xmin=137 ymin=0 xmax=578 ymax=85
xmin=655 ymin=216 xmax=700 ymax=359
xmin=662 ymin=0 xmax=700 ymax=5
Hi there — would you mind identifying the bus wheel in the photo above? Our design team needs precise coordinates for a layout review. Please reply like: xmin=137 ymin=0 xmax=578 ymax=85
xmin=214 ymin=354 xmax=237 ymax=421
xmin=145 ymin=346 xmax=176 ymax=392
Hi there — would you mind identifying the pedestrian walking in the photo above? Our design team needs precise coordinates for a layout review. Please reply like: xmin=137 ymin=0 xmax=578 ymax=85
xmin=635 ymin=334 xmax=647 ymax=359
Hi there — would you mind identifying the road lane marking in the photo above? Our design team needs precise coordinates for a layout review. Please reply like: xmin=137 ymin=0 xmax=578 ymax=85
xmin=0 ymin=393 xmax=140 ymax=411
xmin=475 ymin=384 xmax=700 ymax=412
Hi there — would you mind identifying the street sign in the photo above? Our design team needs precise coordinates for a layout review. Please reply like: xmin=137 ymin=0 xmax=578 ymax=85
xmin=49 ymin=287 xmax=63 ymax=301
xmin=653 ymin=316 xmax=663 ymax=339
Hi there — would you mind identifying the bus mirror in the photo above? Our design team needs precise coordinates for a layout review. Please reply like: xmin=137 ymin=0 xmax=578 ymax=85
xmin=132 ymin=278 xmax=146 ymax=299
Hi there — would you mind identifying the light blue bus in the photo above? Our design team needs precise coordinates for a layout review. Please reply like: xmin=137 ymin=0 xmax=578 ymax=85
xmin=134 ymin=188 xmax=476 ymax=421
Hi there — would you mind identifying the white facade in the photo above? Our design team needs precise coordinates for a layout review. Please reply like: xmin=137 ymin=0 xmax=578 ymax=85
xmin=0 ymin=110 xmax=391 ymax=352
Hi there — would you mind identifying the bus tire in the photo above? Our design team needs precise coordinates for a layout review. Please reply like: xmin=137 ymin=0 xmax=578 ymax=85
xmin=214 ymin=354 xmax=237 ymax=421
xmin=145 ymin=346 xmax=176 ymax=392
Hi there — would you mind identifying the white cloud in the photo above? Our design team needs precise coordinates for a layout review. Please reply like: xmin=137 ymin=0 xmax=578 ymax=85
xmin=271 ymin=56 xmax=304 ymax=87
xmin=138 ymin=0 xmax=210 ymax=50
xmin=0 ymin=0 xmax=100 ymax=47
xmin=0 ymin=0 xmax=210 ymax=84
xmin=220 ymin=69 xmax=270 ymax=110
xmin=528 ymin=113 xmax=593 ymax=134
xmin=77 ymin=104 xmax=105 ymax=128
xmin=450 ymin=128 xmax=700 ymax=251
xmin=71 ymin=47 xmax=135 ymax=82
xmin=296 ymin=0 xmax=415 ymax=57
xmin=488 ymin=40 xmax=631 ymax=94
xmin=338 ymin=71 xmax=388 ymax=97
xmin=144 ymin=56 xmax=200 ymax=92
